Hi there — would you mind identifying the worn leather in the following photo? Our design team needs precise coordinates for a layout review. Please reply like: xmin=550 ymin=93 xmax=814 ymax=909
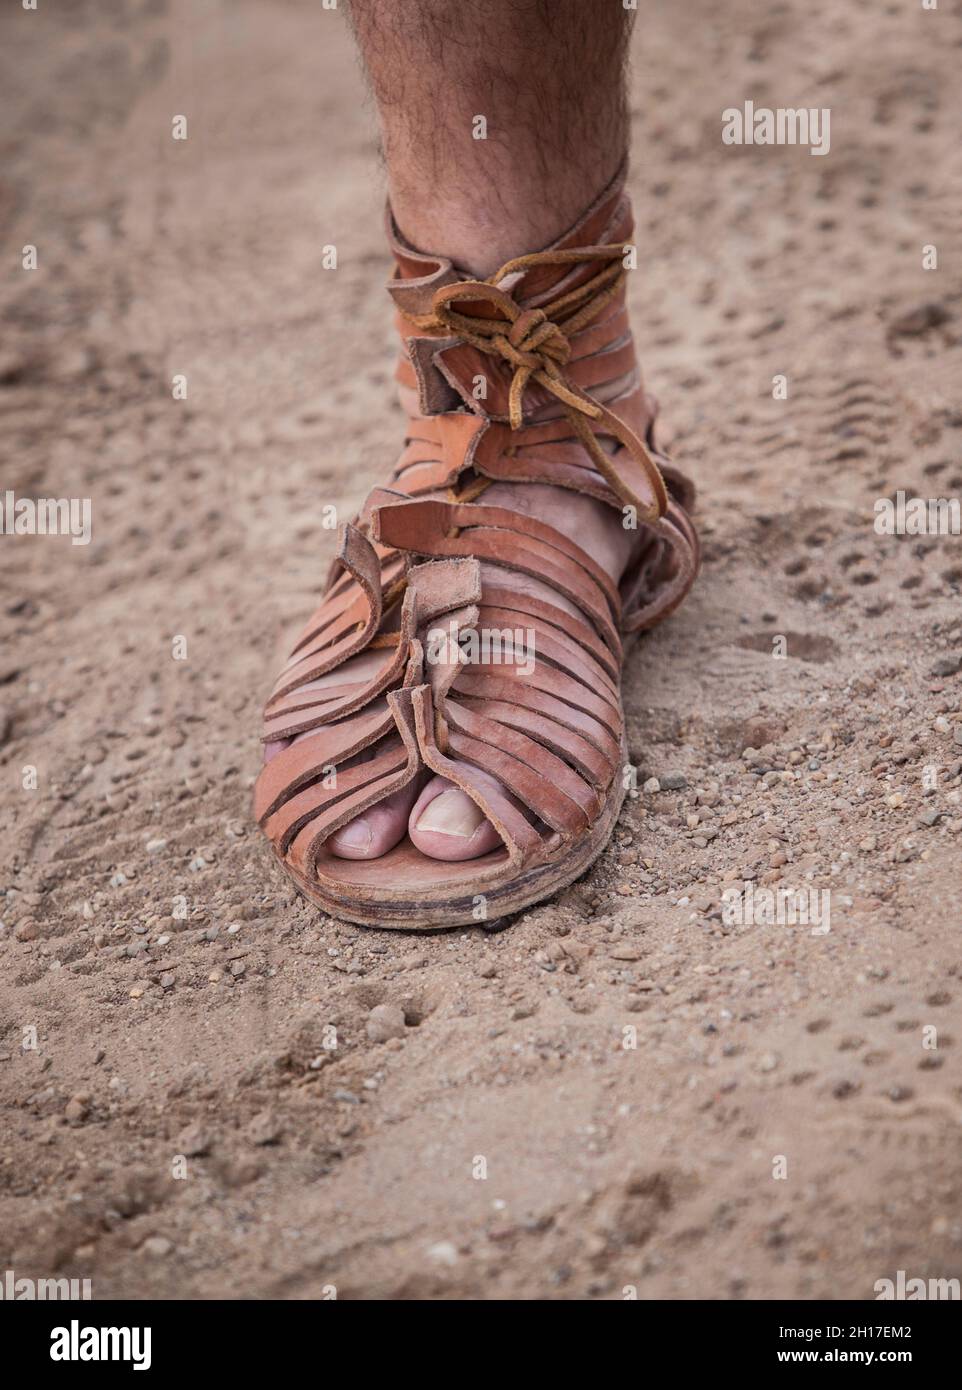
xmin=254 ymin=165 xmax=700 ymax=902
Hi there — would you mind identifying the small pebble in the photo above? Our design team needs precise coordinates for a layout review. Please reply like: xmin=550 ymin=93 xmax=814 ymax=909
xmin=247 ymin=1111 xmax=282 ymax=1146
xmin=141 ymin=1237 xmax=173 ymax=1258
xmin=426 ymin=1241 xmax=458 ymax=1266
xmin=65 ymin=1094 xmax=91 ymax=1124
xmin=176 ymin=1122 xmax=210 ymax=1157
xmin=366 ymin=1003 xmax=406 ymax=1042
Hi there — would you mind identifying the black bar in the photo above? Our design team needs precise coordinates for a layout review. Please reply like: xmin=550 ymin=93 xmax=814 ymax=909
xmin=5 ymin=1298 xmax=956 ymax=1373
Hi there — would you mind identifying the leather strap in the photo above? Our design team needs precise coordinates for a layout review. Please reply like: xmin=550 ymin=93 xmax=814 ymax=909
xmin=255 ymin=166 xmax=699 ymax=885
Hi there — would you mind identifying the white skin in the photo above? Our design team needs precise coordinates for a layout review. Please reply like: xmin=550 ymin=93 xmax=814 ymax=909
xmin=264 ymin=482 xmax=636 ymax=861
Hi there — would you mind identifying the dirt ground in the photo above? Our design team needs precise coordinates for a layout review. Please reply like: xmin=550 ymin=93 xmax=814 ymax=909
xmin=1 ymin=0 xmax=961 ymax=1301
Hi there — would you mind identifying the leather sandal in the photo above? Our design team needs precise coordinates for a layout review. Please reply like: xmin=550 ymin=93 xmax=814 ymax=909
xmin=254 ymin=166 xmax=700 ymax=929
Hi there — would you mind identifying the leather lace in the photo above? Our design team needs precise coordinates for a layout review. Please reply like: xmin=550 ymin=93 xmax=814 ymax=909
xmin=406 ymin=243 xmax=667 ymax=517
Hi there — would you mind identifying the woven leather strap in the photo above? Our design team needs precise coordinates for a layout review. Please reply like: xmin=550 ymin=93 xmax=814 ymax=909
xmin=255 ymin=168 xmax=699 ymax=879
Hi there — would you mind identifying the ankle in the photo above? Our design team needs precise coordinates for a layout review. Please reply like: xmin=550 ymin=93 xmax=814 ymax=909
xmin=391 ymin=193 xmax=560 ymax=278
xmin=389 ymin=156 xmax=627 ymax=279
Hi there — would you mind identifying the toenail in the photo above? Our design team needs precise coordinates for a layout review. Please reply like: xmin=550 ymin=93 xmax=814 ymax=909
xmin=417 ymin=789 xmax=485 ymax=838
xmin=333 ymin=818 xmax=373 ymax=851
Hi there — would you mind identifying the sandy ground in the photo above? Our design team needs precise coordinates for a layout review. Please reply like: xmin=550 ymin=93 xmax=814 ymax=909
xmin=1 ymin=0 xmax=961 ymax=1301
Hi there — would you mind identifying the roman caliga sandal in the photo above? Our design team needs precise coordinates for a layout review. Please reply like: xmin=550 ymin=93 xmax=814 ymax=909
xmin=254 ymin=168 xmax=700 ymax=928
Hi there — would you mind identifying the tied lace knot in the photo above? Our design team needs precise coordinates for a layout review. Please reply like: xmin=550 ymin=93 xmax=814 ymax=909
xmin=501 ymin=307 xmax=570 ymax=370
xmin=482 ymin=304 xmax=574 ymax=423
xmin=416 ymin=248 xmax=627 ymax=432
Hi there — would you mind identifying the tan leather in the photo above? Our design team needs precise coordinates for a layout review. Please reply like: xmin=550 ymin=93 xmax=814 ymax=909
xmin=254 ymin=165 xmax=700 ymax=923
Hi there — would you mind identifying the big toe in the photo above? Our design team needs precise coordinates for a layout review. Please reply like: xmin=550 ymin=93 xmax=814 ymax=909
xmin=408 ymin=775 xmax=504 ymax=862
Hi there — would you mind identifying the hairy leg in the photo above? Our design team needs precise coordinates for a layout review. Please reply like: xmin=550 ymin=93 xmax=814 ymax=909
xmin=349 ymin=0 xmax=635 ymax=275
xmin=305 ymin=0 xmax=638 ymax=860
